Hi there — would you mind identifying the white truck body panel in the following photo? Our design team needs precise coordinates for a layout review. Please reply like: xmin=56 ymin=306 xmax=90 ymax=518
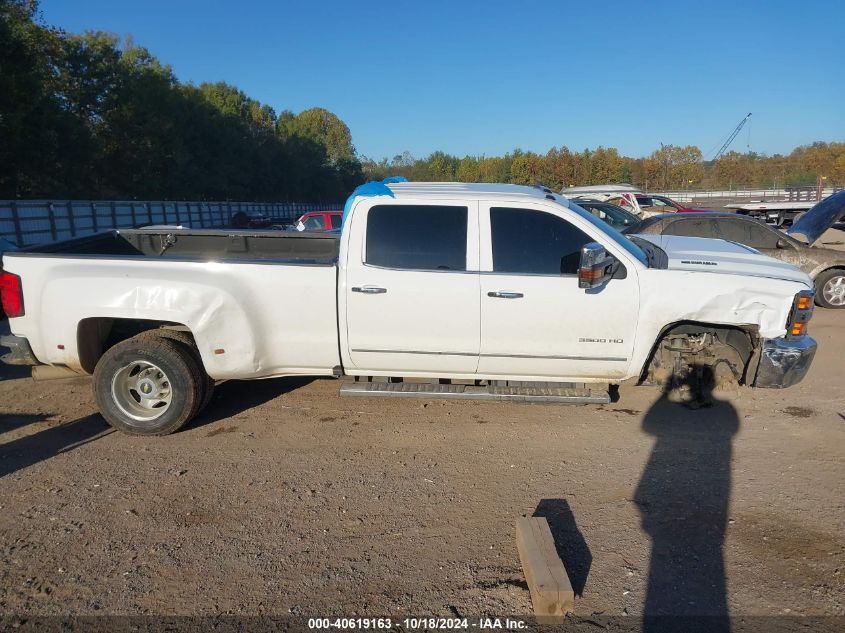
xmin=342 ymin=198 xmax=482 ymax=375
xmin=5 ymin=257 xmax=339 ymax=379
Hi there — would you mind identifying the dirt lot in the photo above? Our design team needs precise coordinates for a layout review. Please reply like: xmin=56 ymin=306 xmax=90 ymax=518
xmin=1 ymin=277 xmax=844 ymax=623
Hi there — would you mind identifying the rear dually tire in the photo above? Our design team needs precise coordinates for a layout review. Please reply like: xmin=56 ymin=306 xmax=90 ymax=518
xmin=93 ymin=333 xmax=204 ymax=436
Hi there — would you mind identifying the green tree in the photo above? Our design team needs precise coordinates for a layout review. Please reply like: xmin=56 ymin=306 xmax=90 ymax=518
xmin=282 ymin=107 xmax=355 ymax=165
xmin=0 ymin=0 xmax=66 ymax=196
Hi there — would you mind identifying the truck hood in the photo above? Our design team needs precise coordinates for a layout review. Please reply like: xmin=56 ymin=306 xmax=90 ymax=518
xmin=786 ymin=190 xmax=845 ymax=246
xmin=636 ymin=234 xmax=813 ymax=286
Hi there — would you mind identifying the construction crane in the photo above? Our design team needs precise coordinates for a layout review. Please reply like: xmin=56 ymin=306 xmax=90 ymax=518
xmin=712 ymin=112 xmax=752 ymax=160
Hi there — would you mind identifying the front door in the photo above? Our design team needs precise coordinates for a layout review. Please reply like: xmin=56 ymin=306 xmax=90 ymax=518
xmin=477 ymin=204 xmax=640 ymax=380
xmin=344 ymin=201 xmax=480 ymax=376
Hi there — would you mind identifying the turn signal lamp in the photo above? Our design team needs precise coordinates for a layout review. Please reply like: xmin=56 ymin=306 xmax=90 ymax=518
xmin=790 ymin=322 xmax=806 ymax=337
xmin=785 ymin=290 xmax=813 ymax=340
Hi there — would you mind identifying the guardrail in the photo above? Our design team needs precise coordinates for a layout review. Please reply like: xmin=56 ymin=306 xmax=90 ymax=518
xmin=0 ymin=200 xmax=341 ymax=247
xmin=658 ymin=186 xmax=843 ymax=204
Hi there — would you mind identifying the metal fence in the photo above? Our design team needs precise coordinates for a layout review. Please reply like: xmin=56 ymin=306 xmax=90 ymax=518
xmin=0 ymin=200 xmax=341 ymax=248
xmin=658 ymin=186 xmax=843 ymax=204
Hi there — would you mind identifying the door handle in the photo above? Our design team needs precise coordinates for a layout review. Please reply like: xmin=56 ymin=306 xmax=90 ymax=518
xmin=352 ymin=286 xmax=387 ymax=294
xmin=487 ymin=291 xmax=524 ymax=299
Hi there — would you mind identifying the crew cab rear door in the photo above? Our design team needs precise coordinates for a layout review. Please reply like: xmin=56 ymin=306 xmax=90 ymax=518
xmin=343 ymin=200 xmax=480 ymax=375
xmin=477 ymin=202 xmax=639 ymax=380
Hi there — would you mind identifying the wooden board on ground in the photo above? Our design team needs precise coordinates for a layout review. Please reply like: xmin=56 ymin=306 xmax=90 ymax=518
xmin=515 ymin=517 xmax=574 ymax=623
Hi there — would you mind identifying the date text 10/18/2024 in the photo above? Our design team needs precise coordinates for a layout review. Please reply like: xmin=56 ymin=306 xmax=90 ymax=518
xmin=307 ymin=617 xmax=528 ymax=630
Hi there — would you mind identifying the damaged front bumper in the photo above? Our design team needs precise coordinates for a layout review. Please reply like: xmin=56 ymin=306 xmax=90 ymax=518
xmin=753 ymin=336 xmax=817 ymax=389
xmin=0 ymin=334 xmax=40 ymax=366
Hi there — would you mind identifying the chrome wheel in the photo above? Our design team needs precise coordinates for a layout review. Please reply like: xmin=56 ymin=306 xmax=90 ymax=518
xmin=822 ymin=275 xmax=845 ymax=307
xmin=111 ymin=361 xmax=173 ymax=425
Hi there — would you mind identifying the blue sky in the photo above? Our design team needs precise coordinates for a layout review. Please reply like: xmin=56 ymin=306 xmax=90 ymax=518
xmin=40 ymin=0 xmax=845 ymax=161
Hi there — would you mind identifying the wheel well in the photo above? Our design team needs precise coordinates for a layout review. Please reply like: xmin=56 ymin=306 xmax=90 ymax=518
xmin=77 ymin=318 xmax=193 ymax=374
xmin=640 ymin=321 xmax=759 ymax=386
xmin=817 ymin=266 xmax=845 ymax=278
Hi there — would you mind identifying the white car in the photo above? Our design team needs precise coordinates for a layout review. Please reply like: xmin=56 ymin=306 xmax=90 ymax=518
xmin=1 ymin=182 xmax=817 ymax=435
xmin=561 ymin=184 xmax=663 ymax=219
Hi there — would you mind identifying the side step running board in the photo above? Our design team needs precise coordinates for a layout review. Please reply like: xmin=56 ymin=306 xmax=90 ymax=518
xmin=339 ymin=381 xmax=610 ymax=404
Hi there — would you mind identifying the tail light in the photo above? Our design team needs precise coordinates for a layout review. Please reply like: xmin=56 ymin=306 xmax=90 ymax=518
xmin=0 ymin=271 xmax=24 ymax=317
xmin=785 ymin=290 xmax=813 ymax=340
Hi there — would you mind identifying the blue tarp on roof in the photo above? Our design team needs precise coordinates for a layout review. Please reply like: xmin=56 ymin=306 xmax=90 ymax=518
xmin=341 ymin=177 xmax=408 ymax=228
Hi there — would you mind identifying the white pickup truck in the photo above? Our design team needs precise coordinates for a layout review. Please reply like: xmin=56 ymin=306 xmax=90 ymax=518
xmin=0 ymin=182 xmax=817 ymax=435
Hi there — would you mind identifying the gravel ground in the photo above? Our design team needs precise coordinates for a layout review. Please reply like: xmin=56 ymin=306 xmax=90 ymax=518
xmin=1 ymin=250 xmax=844 ymax=623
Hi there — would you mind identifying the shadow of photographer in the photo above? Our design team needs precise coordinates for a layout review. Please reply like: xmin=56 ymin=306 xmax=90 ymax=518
xmin=634 ymin=365 xmax=739 ymax=632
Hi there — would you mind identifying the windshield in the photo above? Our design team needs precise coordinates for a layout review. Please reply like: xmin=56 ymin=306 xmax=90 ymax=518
xmin=583 ymin=203 xmax=640 ymax=230
xmin=564 ymin=198 xmax=648 ymax=266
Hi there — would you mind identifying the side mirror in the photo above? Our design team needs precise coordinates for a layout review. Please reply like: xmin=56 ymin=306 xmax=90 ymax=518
xmin=776 ymin=238 xmax=790 ymax=249
xmin=578 ymin=242 xmax=614 ymax=289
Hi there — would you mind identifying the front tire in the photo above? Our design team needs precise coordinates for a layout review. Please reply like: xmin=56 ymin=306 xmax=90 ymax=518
xmin=815 ymin=269 xmax=845 ymax=309
xmin=93 ymin=334 xmax=203 ymax=435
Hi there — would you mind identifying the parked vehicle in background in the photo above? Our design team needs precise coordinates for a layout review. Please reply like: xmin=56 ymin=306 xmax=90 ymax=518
xmin=0 ymin=182 xmax=817 ymax=436
xmin=290 ymin=211 xmax=342 ymax=232
xmin=635 ymin=194 xmax=715 ymax=214
xmin=564 ymin=186 xmax=716 ymax=219
xmin=629 ymin=191 xmax=845 ymax=308
xmin=561 ymin=183 xmax=641 ymax=198
xmin=604 ymin=193 xmax=715 ymax=219
xmin=231 ymin=212 xmax=273 ymax=229
xmin=727 ymin=200 xmax=816 ymax=227
xmin=603 ymin=193 xmax=664 ymax=219
xmin=569 ymin=199 xmax=642 ymax=232
xmin=561 ymin=185 xmax=652 ymax=219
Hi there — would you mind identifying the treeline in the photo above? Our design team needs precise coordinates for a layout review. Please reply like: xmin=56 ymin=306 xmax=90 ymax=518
xmin=363 ymin=143 xmax=845 ymax=193
xmin=0 ymin=0 xmax=361 ymax=201
xmin=3 ymin=2 xmax=843 ymax=203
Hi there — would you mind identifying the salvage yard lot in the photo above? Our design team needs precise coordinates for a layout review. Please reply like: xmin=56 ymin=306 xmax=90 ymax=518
xmin=1 ymin=313 xmax=844 ymax=619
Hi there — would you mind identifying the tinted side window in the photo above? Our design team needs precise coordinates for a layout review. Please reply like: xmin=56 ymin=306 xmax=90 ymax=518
xmin=366 ymin=205 xmax=467 ymax=271
xmin=718 ymin=218 xmax=780 ymax=249
xmin=663 ymin=218 xmax=716 ymax=238
xmin=491 ymin=207 xmax=592 ymax=275
xmin=329 ymin=214 xmax=342 ymax=229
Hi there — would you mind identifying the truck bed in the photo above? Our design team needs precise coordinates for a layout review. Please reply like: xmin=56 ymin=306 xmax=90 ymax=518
xmin=15 ymin=229 xmax=340 ymax=265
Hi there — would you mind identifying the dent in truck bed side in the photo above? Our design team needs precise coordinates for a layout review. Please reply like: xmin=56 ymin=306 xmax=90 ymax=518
xmin=2 ymin=254 xmax=342 ymax=380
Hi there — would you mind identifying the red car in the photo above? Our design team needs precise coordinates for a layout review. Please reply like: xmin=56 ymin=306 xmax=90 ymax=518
xmin=635 ymin=194 xmax=714 ymax=213
xmin=293 ymin=211 xmax=342 ymax=232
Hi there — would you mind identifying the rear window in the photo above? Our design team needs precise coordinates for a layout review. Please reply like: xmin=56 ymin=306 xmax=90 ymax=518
xmin=329 ymin=214 xmax=342 ymax=230
xmin=366 ymin=205 xmax=467 ymax=271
